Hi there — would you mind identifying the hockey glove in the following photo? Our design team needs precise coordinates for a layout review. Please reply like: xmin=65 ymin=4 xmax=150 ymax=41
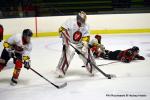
xmin=23 ymin=56 xmax=31 ymax=70
xmin=121 ymin=57 xmax=130 ymax=63
xmin=24 ymin=60 xmax=31 ymax=70
xmin=138 ymin=56 xmax=145 ymax=60
xmin=135 ymin=55 xmax=145 ymax=60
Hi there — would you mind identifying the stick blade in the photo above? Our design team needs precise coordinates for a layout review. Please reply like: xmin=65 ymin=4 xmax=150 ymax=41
xmin=107 ymin=74 xmax=117 ymax=79
xmin=57 ymin=82 xmax=67 ymax=89
xmin=110 ymin=74 xmax=117 ymax=78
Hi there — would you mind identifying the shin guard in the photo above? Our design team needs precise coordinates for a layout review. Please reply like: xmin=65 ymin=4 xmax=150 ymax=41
xmin=13 ymin=59 xmax=22 ymax=79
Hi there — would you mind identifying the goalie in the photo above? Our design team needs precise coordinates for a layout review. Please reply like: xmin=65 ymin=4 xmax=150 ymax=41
xmin=0 ymin=29 xmax=33 ymax=86
xmin=56 ymin=11 xmax=96 ymax=78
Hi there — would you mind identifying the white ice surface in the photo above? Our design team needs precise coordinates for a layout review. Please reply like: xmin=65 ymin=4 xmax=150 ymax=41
xmin=0 ymin=34 xmax=150 ymax=100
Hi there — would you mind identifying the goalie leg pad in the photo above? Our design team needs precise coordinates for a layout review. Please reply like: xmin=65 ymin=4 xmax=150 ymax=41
xmin=79 ymin=49 xmax=96 ymax=76
xmin=56 ymin=46 xmax=75 ymax=77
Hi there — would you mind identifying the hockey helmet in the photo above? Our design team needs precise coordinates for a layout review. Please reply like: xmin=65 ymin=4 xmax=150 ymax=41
xmin=95 ymin=35 xmax=101 ymax=44
xmin=22 ymin=29 xmax=32 ymax=44
xmin=131 ymin=46 xmax=139 ymax=52
xmin=77 ymin=11 xmax=87 ymax=26
xmin=22 ymin=29 xmax=33 ymax=37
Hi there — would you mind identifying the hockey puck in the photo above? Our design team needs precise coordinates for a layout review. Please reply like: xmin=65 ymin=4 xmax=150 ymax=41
xmin=108 ymin=77 xmax=111 ymax=79
xmin=106 ymin=74 xmax=112 ymax=79
xmin=81 ymin=65 xmax=85 ymax=67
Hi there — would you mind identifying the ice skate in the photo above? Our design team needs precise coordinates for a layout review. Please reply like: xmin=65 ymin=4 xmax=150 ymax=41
xmin=55 ymin=69 xmax=65 ymax=78
xmin=10 ymin=77 xmax=18 ymax=86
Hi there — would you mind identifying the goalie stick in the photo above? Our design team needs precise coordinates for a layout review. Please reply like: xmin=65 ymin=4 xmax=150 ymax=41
xmin=70 ymin=43 xmax=116 ymax=79
xmin=30 ymin=67 xmax=67 ymax=89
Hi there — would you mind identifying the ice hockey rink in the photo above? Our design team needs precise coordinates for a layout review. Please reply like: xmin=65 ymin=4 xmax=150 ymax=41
xmin=0 ymin=34 xmax=150 ymax=100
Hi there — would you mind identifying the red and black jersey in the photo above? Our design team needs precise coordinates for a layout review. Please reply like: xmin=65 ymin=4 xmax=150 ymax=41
xmin=117 ymin=49 xmax=145 ymax=63
xmin=118 ymin=49 xmax=134 ymax=63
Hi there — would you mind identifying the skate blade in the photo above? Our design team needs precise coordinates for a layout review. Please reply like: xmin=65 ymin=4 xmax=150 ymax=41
xmin=10 ymin=82 xmax=17 ymax=86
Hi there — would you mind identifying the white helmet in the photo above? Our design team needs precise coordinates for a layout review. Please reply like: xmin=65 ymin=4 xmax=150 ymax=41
xmin=77 ymin=11 xmax=87 ymax=26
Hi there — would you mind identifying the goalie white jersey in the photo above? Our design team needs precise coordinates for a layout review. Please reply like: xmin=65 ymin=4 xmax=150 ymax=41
xmin=60 ymin=17 xmax=90 ymax=44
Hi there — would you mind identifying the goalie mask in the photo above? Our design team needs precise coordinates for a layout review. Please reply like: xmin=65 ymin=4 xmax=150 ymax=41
xmin=77 ymin=11 xmax=87 ymax=27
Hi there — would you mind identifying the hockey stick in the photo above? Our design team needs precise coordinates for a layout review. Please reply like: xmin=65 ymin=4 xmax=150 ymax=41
xmin=12 ymin=53 xmax=67 ymax=89
xmin=97 ymin=61 xmax=118 ymax=66
xmin=70 ymin=43 xmax=116 ymax=79
xmin=29 ymin=67 xmax=67 ymax=89
xmin=82 ymin=61 xmax=118 ymax=67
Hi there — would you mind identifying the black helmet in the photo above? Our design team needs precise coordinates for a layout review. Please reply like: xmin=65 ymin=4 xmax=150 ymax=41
xmin=131 ymin=46 xmax=139 ymax=52
xmin=23 ymin=29 xmax=33 ymax=37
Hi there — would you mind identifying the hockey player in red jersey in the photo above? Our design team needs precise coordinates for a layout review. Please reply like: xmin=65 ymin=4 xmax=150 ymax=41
xmin=88 ymin=35 xmax=144 ymax=63
xmin=0 ymin=29 xmax=33 ymax=86
xmin=0 ymin=24 xmax=3 ymax=42
xmin=102 ymin=46 xmax=145 ymax=63
xmin=56 ymin=11 xmax=96 ymax=78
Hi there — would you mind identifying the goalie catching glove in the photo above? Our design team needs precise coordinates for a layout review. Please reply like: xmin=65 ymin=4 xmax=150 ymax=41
xmin=23 ymin=56 xmax=31 ymax=70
